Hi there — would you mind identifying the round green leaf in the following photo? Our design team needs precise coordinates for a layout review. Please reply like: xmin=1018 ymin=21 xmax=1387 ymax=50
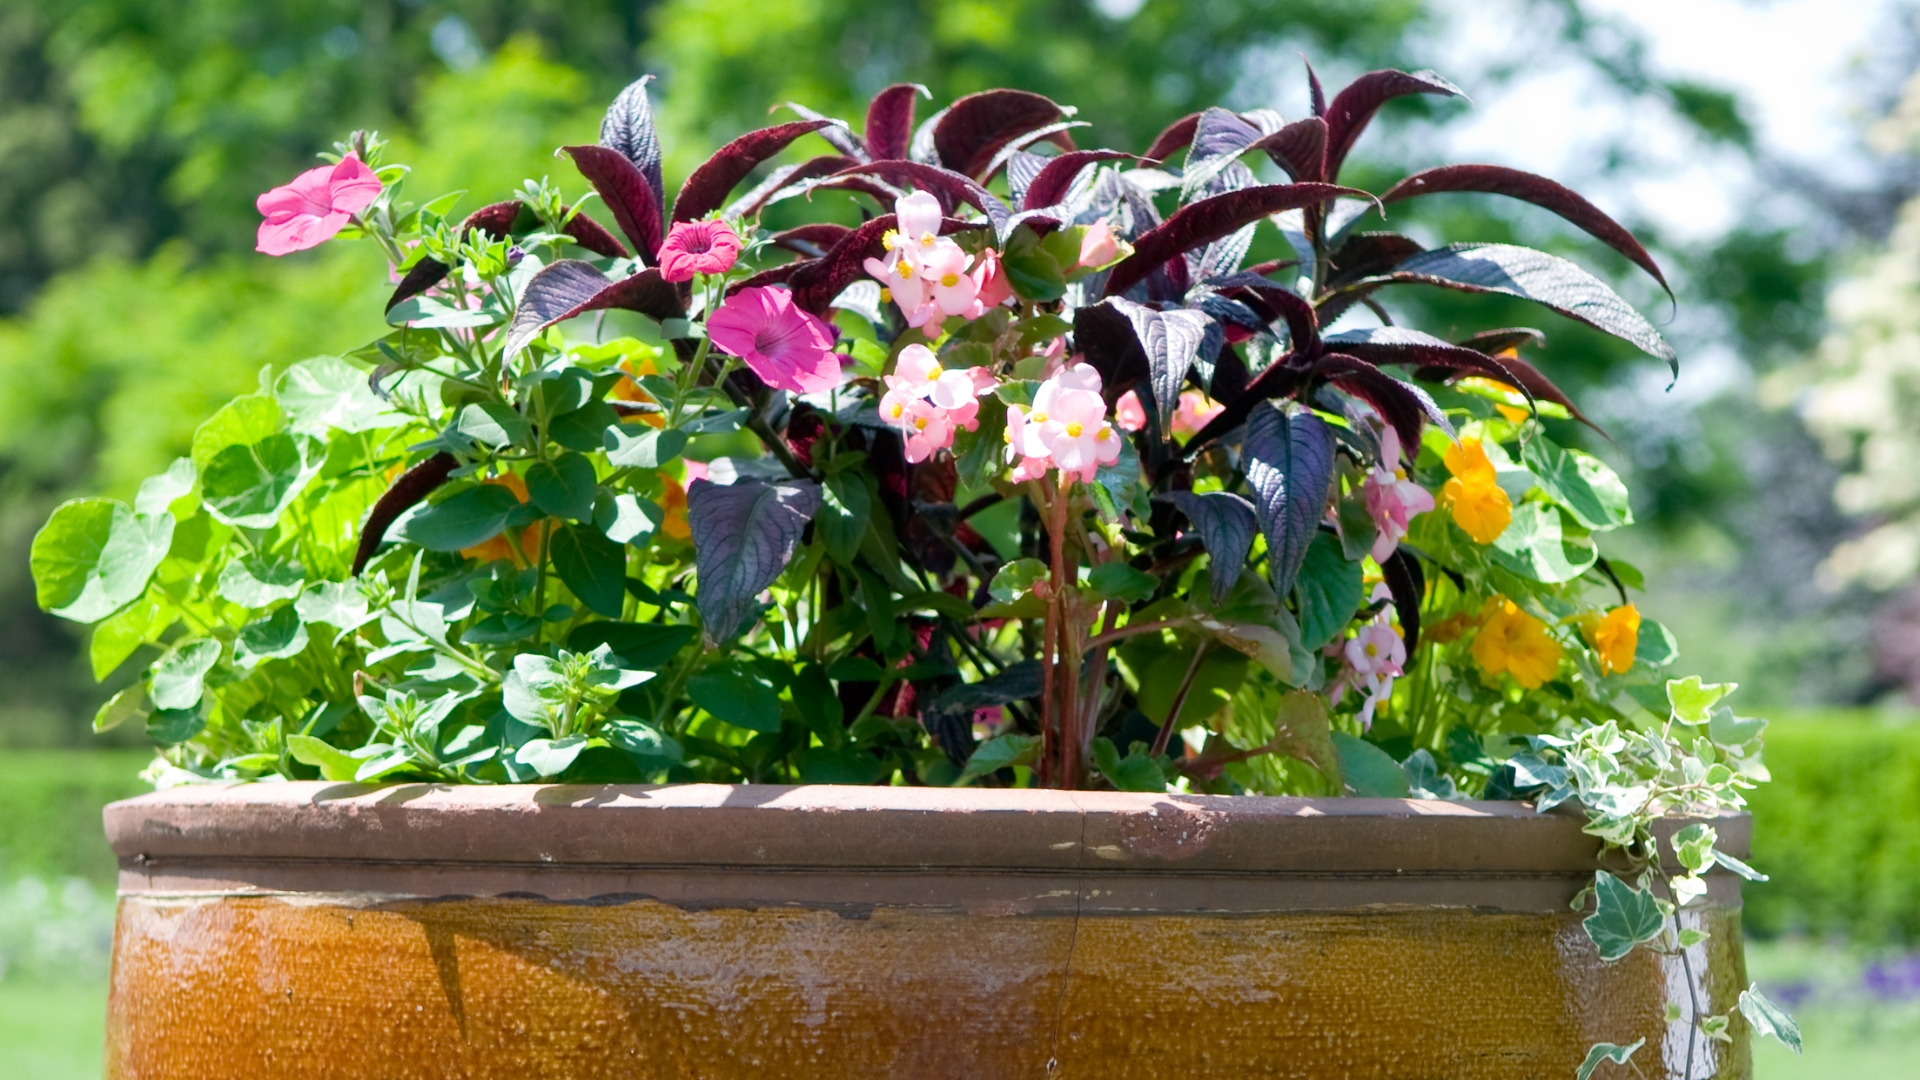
xmin=217 ymin=554 xmax=305 ymax=608
xmin=150 ymin=638 xmax=221 ymax=711
xmin=199 ymin=433 xmax=320 ymax=528
xmin=1489 ymin=502 xmax=1598 ymax=584
xmin=30 ymin=498 xmax=175 ymax=624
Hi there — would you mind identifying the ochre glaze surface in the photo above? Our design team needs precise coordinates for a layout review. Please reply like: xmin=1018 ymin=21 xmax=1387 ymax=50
xmin=106 ymin=895 xmax=1749 ymax=1079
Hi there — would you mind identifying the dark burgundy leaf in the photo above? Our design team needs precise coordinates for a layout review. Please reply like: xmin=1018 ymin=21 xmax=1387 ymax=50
xmin=1183 ymin=362 xmax=1308 ymax=454
xmin=1209 ymin=270 xmax=1319 ymax=355
xmin=932 ymin=90 xmax=1068 ymax=179
xmin=1380 ymin=547 xmax=1424 ymax=651
xmin=1101 ymin=299 xmax=1218 ymax=434
xmin=1323 ymin=69 xmax=1465 ymax=181
xmin=1103 ymin=183 xmax=1365 ymax=297
xmin=688 ymin=478 xmax=822 ymax=643
xmin=1208 ymin=342 xmax=1251 ymax=403
xmin=1314 ymin=353 xmax=1440 ymax=451
xmin=385 ymin=257 xmax=449 ymax=313
xmin=1323 ymin=326 xmax=1508 ymax=371
xmin=828 ymin=161 xmax=1011 ymax=232
xmin=673 ymin=120 xmax=842 ymax=224
xmin=1307 ymin=61 xmax=1326 ymax=117
xmin=785 ymin=213 xmax=984 ymax=315
xmin=505 ymin=262 xmax=681 ymax=355
xmin=352 ymin=452 xmax=456 ymax=576
xmin=799 ymin=174 xmax=906 ymax=207
xmin=1243 ymin=404 xmax=1336 ymax=596
xmin=562 ymin=145 xmax=664 ymax=262
xmin=1072 ymin=301 xmax=1150 ymax=404
xmin=770 ymin=223 xmax=853 ymax=258
xmin=1420 ymin=347 xmax=1597 ymax=431
xmin=726 ymin=262 xmax=806 ymax=296
xmin=1255 ymin=117 xmax=1328 ymax=183
xmin=980 ymin=121 xmax=1088 ymax=186
xmin=1159 ymin=491 xmax=1259 ymax=604
xmin=1373 ymin=243 xmax=1676 ymax=370
xmin=1005 ymin=151 xmax=1050 ymax=207
xmin=599 ymin=75 xmax=664 ymax=202
xmin=1460 ymin=327 xmax=1547 ymax=354
xmin=462 ymin=200 xmax=528 ymax=238
xmin=1143 ymin=113 xmax=1202 ymax=163
xmin=1020 ymin=149 xmax=1134 ymax=211
xmin=778 ymin=101 xmax=867 ymax=160
xmin=1381 ymin=164 xmax=1670 ymax=297
xmin=458 ymin=198 xmax=626 ymax=258
xmin=866 ymin=83 xmax=929 ymax=160
xmin=1181 ymin=108 xmax=1266 ymax=197
xmin=725 ymin=155 xmax=857 ymax=218
xmin=909 ymin=105 xmax=948 ymax=165
xmin=1326 ymin=232 xmax=1425 ymax=290
xmin=561 ymin=212 xmax=629 ymax=258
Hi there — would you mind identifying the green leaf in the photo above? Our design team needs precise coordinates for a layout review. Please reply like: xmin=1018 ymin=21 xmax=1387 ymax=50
xmin=566 ymin=623 xmax=696 ymax=671
xmin=514 ymin=735 xmax=591 ymax=777
xmin=548 ymin=399 xmax=623 ymax=452
xmin=93 ymin=685 xmax=151 ymax=734
xmin=1294 ymin=531 xmax=1364 ymax=650
xmin=216 ymin=553 xmax=305 ymax=608
xmin=190 ymin=394 xmax=284 ymax=473
xmin=149 ymin=638 xmax=221 ymax=711
xmin=1092 ymin=737 xmax=1167 ymax=792
xmin=1635 ymin=618 xmax=1678 ymax=666
xmin=1583 ymin=871 xmax=1666 ymax=961
xmin=133 ymin=458 xmax=197 ymax=517
xmin=1575 ymin=1038 xmax=1645 ymax=1080
xmin=550 ymin=525 xmax=629 ymax=618
xmin=1714 ymin=849 xmax=1769 ymax=882
xmin=90 ymin=594 xmax=175 ymax=681
xmin=276 ymin=356 xmax=404 ymax=434
xmin=145 ymin=699 xmax=208 ymax=745
xmin=1330 ymin=731 xmax=1410 ymax=797
xmin=687 ymin=667 xmax=782 ymax=733
xmin=989 ymin=558 xmax=1050 ymax=602
xmin=296 ymin=581 xmax=375 ymax=630
xmin=798 ymin=746 xmax=886 ymax=784
xmin=234 ymin=605 xmax=310 ymax=667
xmin=526 ymin=453 xmax=599 ymax=522
xmin=31 ymin=498 xmax=175 ymax=623
xmin=199 ymin=433 xmax=320 ymax=529
xmin=1521 ymin=438 xmax=1633 ymax=531
xmin=819 ymin=473 xmax=872 ymax=566
xmin=789 ymin=666 xmax=844 ymax=748
xmin=1001 ymin=227 xmax=1067 ymax=301
xmin=595 ymin=492 xmax=660 ymax=545
xmin=1087 ymin=562 xmax=1157 ymax=603
xmin=1672 ymin=823 xmax=1717 ymax=875
xmin=453 ymin=402 xmax=529 ymax=448
xmin=1738 ymin=985 xmax=1802 ymax=1054
xmin=288 ymin=734 xmax=363 ymax=782
xmin=1488 ymin=502 xmax=1598 ymax=584
xmin=604 ymin=719 xmax=684 ymax=772
xmin=951 ymin=395 xmax=1008 ymax=490
xmin=1668 ymin=675 xmax=1736 ymax=725
xmin=604 ymin=424 xmax=687 ymax=468
xmin=1708 ymin=706 xmax=1766 ymax=748
xmin=403 ymin=485 xmax=524 ymax=552
xmin=960 ymin=733 xmax=1039 ymax=781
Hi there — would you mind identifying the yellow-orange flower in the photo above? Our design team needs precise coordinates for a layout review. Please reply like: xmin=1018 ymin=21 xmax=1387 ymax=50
xmin=1584 ymin=604 xmax=1641 ymax=676
xmin=1441 ymin=437 xmax=1512 ymax=544
xmin=1472 ymin=598 xmax=1563 ymax=689
xmin=610 ymin=356 xmax=666 ymax=429
xmin=659 ymin=474 xmax=691 ymax=540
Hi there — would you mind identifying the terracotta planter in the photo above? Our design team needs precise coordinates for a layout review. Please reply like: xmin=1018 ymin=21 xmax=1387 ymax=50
xmin=103 ymin=784 xmax=1751 ymax=1079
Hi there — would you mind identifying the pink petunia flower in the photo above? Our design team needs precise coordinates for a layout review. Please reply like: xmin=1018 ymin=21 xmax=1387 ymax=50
xmin=1114 ymin=390 xmax=1148 ymax=432
xmin=256 ymin=155 xmax=383 ymax=256
xmin=1362 ymin=427 xmax=1436 ymax=564
xmin=1077 ymin=218 xmax=1119 ymax=269
xmin=658 ymin=219 xmax=743 ymax=282
xmin=707 ymin=286 xmax=841 ymax=394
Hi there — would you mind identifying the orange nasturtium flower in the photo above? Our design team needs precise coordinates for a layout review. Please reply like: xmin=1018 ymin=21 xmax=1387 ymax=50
xmin=1441 ymin=437 xmax=1512 ymax=544
xmin=659 ymin=474 xmax=691 ymax=540
xmin=1472 ymin=598 xmax=1563 ymax=689
xmin=1583 ymin=604 xmax=1641 ymax=676
xmin=610 ymin=356 xmax=667 ymax=429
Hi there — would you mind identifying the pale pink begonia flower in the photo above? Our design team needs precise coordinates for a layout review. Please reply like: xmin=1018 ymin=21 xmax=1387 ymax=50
xmin=900 ymin=399 xmax=958 ymax=463
xmin=658 ymin=219 xmax=743 ymax=282
xmin=1005 ymin=362 xmax=1121 ymax=484
xmin=706 ymin=286 xmax=841 ymax=394
xmin=1329 ymin=600 xmax=1406 ymax=730
xmin=1077 ymin=217 xmax=1119 ymax=269
xmin=921 ymin=242 xmax=982 ymax=320
xmin=878 ymin=343 xmax=991 ymax=461
xmin=1114 ymin=389 xmax=1148 ymax=432
xmin=1362 ymin=426 xmax=1436 ymax=564
xmin=255 ymin=154 xmax=382 ymax=256
xmin=1170 ymin=389 xmax=1225 ymax=442
xmin=895 ymin=190 xmax=945 ymax=253
xmin=972 ymin=248 xmax=1012 ymax=309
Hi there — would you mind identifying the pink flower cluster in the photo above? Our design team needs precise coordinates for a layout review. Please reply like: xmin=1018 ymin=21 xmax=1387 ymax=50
xmin=1112 ymin=388 xmax=1225 ymax=442
xmin=879 ymin=344 xmax=994 ymax=462
xmin=1361 ymin=427 xmax=1435 ymax=563
xmin=1006 ymin=363 xmax=1122 ymax=483
xmin=1329 ymin=587 xmax=1407 ymax=730
xmin=863 ymin=192 xmax=1009 ymax=329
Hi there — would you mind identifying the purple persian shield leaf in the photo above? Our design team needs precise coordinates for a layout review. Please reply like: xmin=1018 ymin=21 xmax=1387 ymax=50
xmin=1380 ymin=547 xmax=1424 ymax=651
xmin=1103 ymin=183 xmax=1365 ymax=297
xmin=787 ymin=214 xmax=992 ymax=314
xmin=1105 ymin=298 xmax=1219 ymax=436
xmin=1323 ymin=69 xmax=1465 ymax=181
xmin=828 ymin=161 xmax=1011 ymax=232
xmin=1180 ymin=108 xmax=1266 ymax=199
xmin=458 ymin=198 xmax=628 ymax=258
xmin=778 ymin=101 xmax=868 ymax=160
xmin=1460 ymin=327 xmax=1547 ymax=355
xmin=1158 ymin=490 xmax=1259 ymax=605
xmin=673 ymin=120 xmax=843 ymax=224
xmin=865 ymin=84 xmax=930 ymax=161
xmin=1372 ymin=243 xmax=1677 ymax=372
xmin=1209 ymin=270 xmax=1320 ymax=355
xmin=1243 ymin=404 xmax=1336 ymax=597
xmin=385 ymin=258 xmax=449 ymax=313
xmin=351 ymin=453 xmax=457 ymax=576
xmin=726 ymin=262 xmax=806 ymax=296
xmin=1307 ymin=61 xmax=1326 ymax=117
xmin=1380 ymin=164 xmax=1671 ymax=298
xmin=769 ymin=223 xmax=854 ymax=258
xmin=978 ymin=121 xmax=1089 ymax=186
xmin=1326 ymin=232 xmax=1425 ymax=290
xmin=688 ymin=478 xmax=822 ymax=643
xmin=599 ymin=76 xmax=665 ymax=207
xmin=1313 ymin=352 xmax=1444 ymax=451
xmin=724 ymin=155 xmax=857 ymax=219
xmin=933 ymin=90 xmax=1070 ymax=179
xmin=560 ymin=212 xmax=630 ymax=258
xmin=562 ymin=145 xmax=665 ymax=263
xmin=1255 ymin=117 xmax=1328 ymax=183
xmin=1323 ymin=326 xmax=1511 ymax=370
xmin=463 ymin=200 xmax=528 ymax=238
xmin=1418 ymin=340 xmax=1600 ymax=432
xmin=1142 ymin=113 xmax=1202 ymax=163
xmin=1005 ymin=151 xmax=1050 ymax=207
xmin=504 ymin=262 xmax=681 ymax=356
xmin=1020 ymin=150 xmax=1134 ymax=211
xmin=908 ymin=105 xmax=949 ymax=165
xmin=1072 ymin=302 xmax=1150 ymax=406
xmin=1183 ymin=364 xmax=1309 ymax=454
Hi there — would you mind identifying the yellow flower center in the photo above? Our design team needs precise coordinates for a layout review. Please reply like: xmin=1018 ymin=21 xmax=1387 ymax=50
xmin=894 ymin=259 xmax=914 ymax=280
xmin=1364 ymin=642 xmax=1379 ymax=657
xmin=940 ymin=273 xmax=961 ymax=287
xmin=889 ymin=402 xmax=904 ymax=419
xmin=1065 ymin=422 xmax=1084 ymax=438
xmin=1003 ymin=427 xmax=1012 ymax=443
xmin=919 ymin=231 xmax=937 ymax=247
xmin=1394 ymin=468 xmax=1407 ymax=481
xmin=1031 ymin=412 xmax=1047 ymax=424
xmin=925 ymin=363 xmax=943 ymax=382
xmin=879 ymin=287 xmax=892 ymax=303
xmin=913 ymin=417 xmax=928 ymax=431
xmin=882 ymin=229 xmax=902 ymax=251
xmin=1095 ymin=426 xmax=1111 ymax=442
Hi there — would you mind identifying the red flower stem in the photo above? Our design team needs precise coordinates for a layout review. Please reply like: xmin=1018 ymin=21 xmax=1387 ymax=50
xmin=1049 ymin=473 xmax=1080 ymax=787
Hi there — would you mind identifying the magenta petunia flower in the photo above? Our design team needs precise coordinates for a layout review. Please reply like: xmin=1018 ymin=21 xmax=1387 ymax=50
xmin=707 ymin=286 xmax=841 ymax=394
xmin=255 ymin=155 xmax=382 ymax=256
xmin=658 ymin=219 xmax=744 ymax=282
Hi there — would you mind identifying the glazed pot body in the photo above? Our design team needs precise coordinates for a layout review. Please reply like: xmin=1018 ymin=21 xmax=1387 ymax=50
xmin=103 ymin=784 xmax=1751 ymax=1079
